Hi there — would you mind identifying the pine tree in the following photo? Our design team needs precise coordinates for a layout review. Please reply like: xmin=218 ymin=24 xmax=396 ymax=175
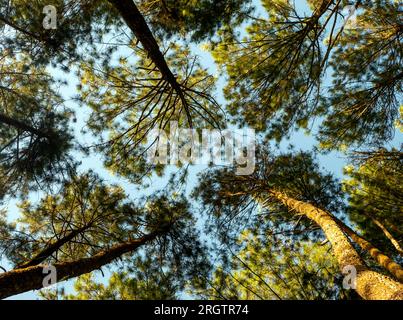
xmin=193 ymin=148 xmax=403 ymax=299
xmin=0 ymin=53 xmax=73 ymax=199
xmin=0 ymin=173 xmax=209 ymax=299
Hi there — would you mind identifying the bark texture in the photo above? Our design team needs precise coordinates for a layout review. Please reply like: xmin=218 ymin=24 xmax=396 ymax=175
xmin=264 ymin=190 xmax=403 ymax=300
xmin=0 ymin=231 xmax=159 ymax=299
xmin=334 ymin=219 xmax=403 ymax=282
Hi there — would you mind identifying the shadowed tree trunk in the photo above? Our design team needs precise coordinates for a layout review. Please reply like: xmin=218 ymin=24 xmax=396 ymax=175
xmin=363 ymin=214 xmax=403 ymax=255
xmin=15 ymin=225 xmax=92 ymax=270
xmin=0 ymin=15 xmax=44 ymax=43
xmin=0 ymin=230 xmax=161 ymax=299
xmin=0 ymin=112 xmax=50 ymax=139
xmin=107 ymin=0 xmax=192 ymax=126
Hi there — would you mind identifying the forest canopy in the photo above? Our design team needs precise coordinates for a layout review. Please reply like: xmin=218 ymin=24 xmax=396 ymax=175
xmin=0 ymin=0 xmax=402 ymax=301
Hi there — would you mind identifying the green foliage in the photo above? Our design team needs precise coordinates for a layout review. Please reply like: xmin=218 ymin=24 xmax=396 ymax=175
xmin=0 ymin=0 xmax=121 ymax=65
xmin=196 ymin=232 xmax=351 ymax=300
xmin=343 ymin=150 xmax=403 ymax=256
xmin=57 ymin=258 xmax=178 ymax=300
xmin=210 ymin=0 xmax=324 ymax=140
xmin=0 ymin=53 xmax=73 ymax=199
xmin=0 ymin=172 xmax=211 ymax=298
xmin=189 ymin=146 xmax=368 ymax=300
xmin=210 ymin=0 xmax=402 ymax=147
xmin=78 ymin=43 xmax=223 ymax=181
xmin=139 ymin=0 xmax=253 ymax=42
xmin=0 ymin=172 xmax=133 ymax=264
xmin=319 ymin=1 xmax=402 ymax=149
xmin=193 ymin=147 xmax=344 ymax=237
xmin=0 ymin=0 xmax=401 ymax=301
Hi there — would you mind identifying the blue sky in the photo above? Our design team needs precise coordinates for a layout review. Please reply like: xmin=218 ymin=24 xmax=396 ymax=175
xmin=3 ymin=0 xmax=402 ymax=299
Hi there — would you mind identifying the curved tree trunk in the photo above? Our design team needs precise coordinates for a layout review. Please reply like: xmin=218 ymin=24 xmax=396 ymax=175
xmin=0 ymin=231 xmax=160 ymax=299
xmin=263 ymin=190 xmax=403 ymax=300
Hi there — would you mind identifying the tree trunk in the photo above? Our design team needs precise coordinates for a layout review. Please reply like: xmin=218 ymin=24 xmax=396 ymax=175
xmin=333 ymin=217 xmax=403 ymax=281
xmin=0 ymin=112 xmax=50 ymax=139
xmin=367 ymin=215 xmax=402 ymax=255
xmin=0 ymin=231 xmax=159 ymax=299
xmin=263 ymin=190 xmax=403 ymax=300
xmin=0 ymin=15 xmax=44 ymax=44
xmin=107 ymin=0 xmax=192 ymax=126
xmin=15 ymin=225 xmax=92 ymax=270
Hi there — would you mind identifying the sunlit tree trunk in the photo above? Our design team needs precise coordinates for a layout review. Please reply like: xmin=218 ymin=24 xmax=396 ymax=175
xmin=262 ymin=190 xmax=403 ymax=300
xmin=333 ymin=217 xmax=403 ymax=281
xmin=365 ymin=215 xmax=402 ymax=255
